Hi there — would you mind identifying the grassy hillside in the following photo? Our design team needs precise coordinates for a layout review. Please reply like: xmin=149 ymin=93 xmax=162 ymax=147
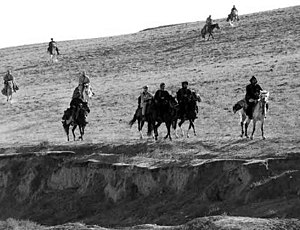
xmin=0 ymin=6 xmax=299 ymax=160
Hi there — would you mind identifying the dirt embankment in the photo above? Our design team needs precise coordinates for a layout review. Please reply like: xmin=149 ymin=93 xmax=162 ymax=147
xmin=1 ymin=151 xmax=300 ymax=228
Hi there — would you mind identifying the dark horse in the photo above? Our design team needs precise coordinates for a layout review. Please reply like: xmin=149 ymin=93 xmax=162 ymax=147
xmin=62 ymin=98 xmax=90 ymax=141
xmin=201 ymin=23 xmax=220 ymax=40
xmin=147 ymin=96 xmax=178 ymax=141
xmin=173 ymin=91 xmax=201 ymax=138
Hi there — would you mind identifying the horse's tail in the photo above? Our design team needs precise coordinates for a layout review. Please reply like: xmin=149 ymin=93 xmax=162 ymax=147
xmin=129 ymin=108 xmax=140 ymax=127
xmin=128 ymin=115 xmax=137 ymax=128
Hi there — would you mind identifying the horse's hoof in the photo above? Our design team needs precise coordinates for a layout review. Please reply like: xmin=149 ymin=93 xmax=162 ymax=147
xmin=262 ymin=136 xmax=266 ymax=140
xmin=250 ymin=136 xmax=253 ymax=140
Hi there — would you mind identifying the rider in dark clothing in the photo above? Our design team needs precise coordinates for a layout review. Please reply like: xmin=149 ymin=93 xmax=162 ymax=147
xmin=245 ymin=76 xmax=263 ymax=119
xmin=154 ymin=83 xmax=171 ymax=120
xmin=231 ymin=5 xmax=237 ymax=14
xmin=48 ymin=38 xmax=60 ymax=55
xmin=176 ymin=81 xmax=192 ymax=119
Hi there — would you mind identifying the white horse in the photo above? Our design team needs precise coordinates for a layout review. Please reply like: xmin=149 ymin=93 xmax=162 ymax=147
xmin=233 ymin=91 xmax=269 ymax=140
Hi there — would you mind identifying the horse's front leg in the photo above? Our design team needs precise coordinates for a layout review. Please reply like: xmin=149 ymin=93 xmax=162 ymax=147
xmin=261 ymin=121 xmax=265 ymax=140
xmin=250 ymin=120 xmax=256 ymax=140
xmin=178 ymin=119 xmax=185 ymax=137
xmin=72 ymin=125 xmax=77 ymax=141
xmin=164 ymin=122 xmax=172 ymax=141
xmin=172 ymin=120 xmax=179 ymax=138
xmin=187 ymin=121 xmax=191 ymax=138
xmin=190 ymin=120 xmax=196 ymax=137
xmin=138 ymin=120 xmax=144 ymax=139
xmin=154 ymin=121 xmax=161 ymax=141
xmin=240 ymin=121 xmax=244 ymax=137
xmin=63 ymin=123 xmax=70 ymax=141
xmin=78 ymin=125 xmax=84 ymax=140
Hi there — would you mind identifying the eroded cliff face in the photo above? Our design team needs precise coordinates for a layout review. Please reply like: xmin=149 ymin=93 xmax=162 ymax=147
xmin=0 ymin=151 xmax=300 ymax=226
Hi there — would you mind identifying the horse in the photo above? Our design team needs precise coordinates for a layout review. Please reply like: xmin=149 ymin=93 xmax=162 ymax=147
xmin=47 ymin=44 xmax=59 ymax=63
xmin=147 ymin=96 xmax=178 ymax=141
xmin=226 ymin=10 xmax=239 ymax=24
xmin=201 ymin=23 xmax=220 ymax=40
xmin=72 ymin=83 xmax=94 ymax=103
xmin=173 ymin=91 xmax=201 ymax=138
xmin=1 ymin=80 xmax=18 ymax=103
xmin=62 ymin=98 xmax=90 ymax=141
xmin=233 ymin=91 xmax=269 ymax=140
xmin=129 ymin=103 xmax=153 ymax=139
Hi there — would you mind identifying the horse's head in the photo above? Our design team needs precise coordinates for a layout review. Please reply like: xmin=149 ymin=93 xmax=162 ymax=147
xmin=259 ymin=90 xmax=269 ymax=103
xmin=169 ymin=96 xmax=178 ymax=108
xmin=191 ymin=91 xmax=201 ymax=102
xmin=215 ymin=23 xmax=220 ymax=29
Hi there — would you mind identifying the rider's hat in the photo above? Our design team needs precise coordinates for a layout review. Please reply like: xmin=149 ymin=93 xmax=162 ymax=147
xmin=250 ymin=76 xmax=257 ymax=83
xmin=143 ymin=85 xmax=148 ymax=89
xmin=182 ymin=81 xmax=188 ymax=86
xmin=160 ymin=82 xmax=165 ymax=87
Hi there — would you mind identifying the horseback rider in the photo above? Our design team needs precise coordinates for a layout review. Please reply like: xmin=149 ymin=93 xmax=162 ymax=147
xmin=139 ymin=85 xmax=153 ymax=120
xmin=176 ymin=81 xmax=192 ymax=119
xmin=2 ymin=70 xmax=18 ymax=95
xmin=78 ymin=70 xmax=90 ymax=99
xmin=231 ymin=5 xmax=238 ymax=15
xmin=154 ymin=83 xmax=171 ymax=121
xmin=48 ymin=38 xmax=60 ymax=55
xmin=245 ymin=76 xmax=263 ymax=119
xmin=205 ymin=15 xmax=213 ymax=31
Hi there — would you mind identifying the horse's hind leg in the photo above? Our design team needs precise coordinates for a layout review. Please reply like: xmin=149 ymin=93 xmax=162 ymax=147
xmin=245 ymin=119 xmax=251 ymax=138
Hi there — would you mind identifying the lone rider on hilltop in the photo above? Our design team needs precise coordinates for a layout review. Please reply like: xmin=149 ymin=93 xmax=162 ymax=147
xmin=231 ymin=5 xmax=238 ymax=15
xmin=205 ymin=15 xmax=213 ymax=31
xmin=47 ymin=38 xmax=60 ymax=56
